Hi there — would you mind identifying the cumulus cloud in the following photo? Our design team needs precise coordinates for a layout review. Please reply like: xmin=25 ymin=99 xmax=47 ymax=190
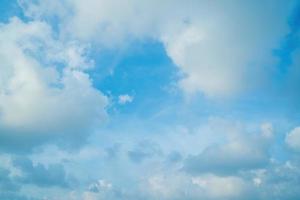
xmin=191 ymin=174 xmax=251 ymax=199
xmin=183 ymin=123 xmax=273 ymax=175
xmin=0 ymin=167 xmax=19 ymax=192
xmin=2 ymin=120 xmax=298 ymax=200
xmin=13 ymin=157 xmax=71 ymax=188
xmin=0 ymin=17 xmax=108 ymax=151
xmin=1 ymin=1 xmax=300 ymax=200
xmin=142 ymin=174 xmax=192 ymax=199
xmin=161 ymin=1 xmax=291 ymax=97
xmin=285 ymin=127 xmax=300 ymax=152
xmin=184 ymin=140 xmax=269 ymax=175
xmin=88 ymin=179 xmax=112 ymax=193
xmin=18 ymin=0 xmax=292 ymax=98
xmin=136 ymin=171 xmax=257 ymax=200
xmin=250 ymin=160 xmax=300 ymax=200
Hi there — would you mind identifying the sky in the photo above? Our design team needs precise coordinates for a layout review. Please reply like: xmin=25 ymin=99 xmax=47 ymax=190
xmin=0 ymin=0 xmax=300 ymax=199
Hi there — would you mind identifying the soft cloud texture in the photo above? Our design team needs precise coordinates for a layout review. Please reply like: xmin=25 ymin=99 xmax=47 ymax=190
xmin=13 ymin=157 xmax=71 ymax=188
xmin=19 ymin=0 xmax=293 ymax=98
xmin=286 ymin=127 xmax=300 ymax=152
xmin=0 ymin=17 xmax=108 ymax=151
xmin=118 ymin=94 xmax=133 ymax=105
xmin=1 ymin=1 xmax=300 ymax=200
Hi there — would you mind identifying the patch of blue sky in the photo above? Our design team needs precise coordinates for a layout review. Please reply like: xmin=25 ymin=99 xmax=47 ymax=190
xmin=2 ymin=1 xmax=300 ymax=199
xmin=0 ymin=0 xmax=26 ymax=23
xmin=91 ymin=40 xmax=182 ymax=117
xmin=273 ymin=3 xmax=300 ymax=75
xmin=2 ymin=0 xmax=295 ymax=127
xmin=89 ymin=40 xmax=255 ymax=123
xmin=88 ymin=37 xmax=300 ymax=137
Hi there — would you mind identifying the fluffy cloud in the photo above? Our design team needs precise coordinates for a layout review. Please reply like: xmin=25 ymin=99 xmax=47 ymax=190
xmin=0 ymin=167 xmax=19 ymax=192
xmin=285 ymin=127 xmax=300 ymax=152
xmin=135 ymin=171 xmax=258 ymax=200
xmin=183 ymin=123 xmax=273 ymax=175
xmin=121 ymin=174 xmax=251 ymax=200
xmin=161 ymin=1 xmax=291 ymax=97
xmin=19 ymin=0 xmax=292 ymax=98
xmin=250 ymin=160 xmax=300 ymax=200
xmin=1 ymin=1 xmax=300 ymax=200
xmin=0 ymin=17 xmax=108 ymax=151
xmin=2 ymin=120 xmax=299 ymax=200
xmin=88 ymin=179 xmax=112 ymax=193
xmin=191 ymin=174 xmax=251 ymax=199
xmin=13 ymin=157 xmax=71 ymax=188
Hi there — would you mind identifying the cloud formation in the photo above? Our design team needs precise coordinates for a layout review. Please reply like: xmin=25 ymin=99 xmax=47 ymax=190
xmin=183 ymin=123 xmax=273 ymax=175
xmin=1 ymin=1 xmax=300 ymax=200
xmin=19 ymin=0 xmax=293 ymax=98
xmin=13 ymin=157 xmax=71 ymax=188
xmin=0 ymin=17 xmax=108 ymax=151
xmin=286 ymin=127 xmax=300 ymax=152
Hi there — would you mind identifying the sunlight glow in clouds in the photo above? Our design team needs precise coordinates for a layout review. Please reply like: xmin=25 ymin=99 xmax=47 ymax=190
xmin=0 ymin=0 xmax=300 ymax=200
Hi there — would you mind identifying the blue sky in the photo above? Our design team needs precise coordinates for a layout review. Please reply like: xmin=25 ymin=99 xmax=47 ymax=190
xmin=1 ymin=0 xmax=300 ymax=200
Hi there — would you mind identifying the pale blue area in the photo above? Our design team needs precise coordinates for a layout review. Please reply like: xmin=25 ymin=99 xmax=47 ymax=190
xmin=91 ymin=40 xmax=181 ymax=117
xmin=0 ymin=0 xmax=25 ymax=22
xmin=1 ymin=0 xmax=300 ymax=199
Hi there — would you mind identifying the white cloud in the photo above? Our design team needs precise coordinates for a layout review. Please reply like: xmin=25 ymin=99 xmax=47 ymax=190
xmin=286 ymin=127 xmax=300 ymax=152
xmin=143 ymin=174 xmax=193 ymax=199
xmin=192 ymin=174 xmax=249 ymax=199
xmin=118 ymin=94 xmax=133 ymax=105
xmin=88 ymin=179 xmax=112 ymax=193
xmin=0 ymin=17 xmax=108 ymax=149
xmin=139 ymin=171 xmax=255 ymax=200
xmin=184 ymin=137 xmax=269 ymax=175
xmin=253 ymin=177 xmax=262 ymax=187
xmin=161 ymin=1 xmax=291 ymax=98
xmin=182 ymin=120 xmax=274 ymax=175
xmin=19 ymin=0 xmax=291 ymax=98
xmin=261 ymin=123 xmax=274 ymax=139
xmin=1 ymin=1 xmax=299 ymax=199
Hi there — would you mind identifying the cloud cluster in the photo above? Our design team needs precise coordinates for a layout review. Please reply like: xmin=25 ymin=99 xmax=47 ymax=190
xmin=286 ymin=127 xmax=300 ymax=152
xmin=1 ymin=1 xmax=300 ymax=200
xmin=184 ymin=127 xmax=272 ymax=175
xmin=13 ymin=157 xmax=71 ymax=188
xmin=1 ymin=119 xmax=299 ymax=200
xmin=19 ymin=0 xmax=293 ymax=98
xmin=0 ymin=156 xmax=73 ymax=200
xmin=0 ymin=17 xmax=108 ymax=151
